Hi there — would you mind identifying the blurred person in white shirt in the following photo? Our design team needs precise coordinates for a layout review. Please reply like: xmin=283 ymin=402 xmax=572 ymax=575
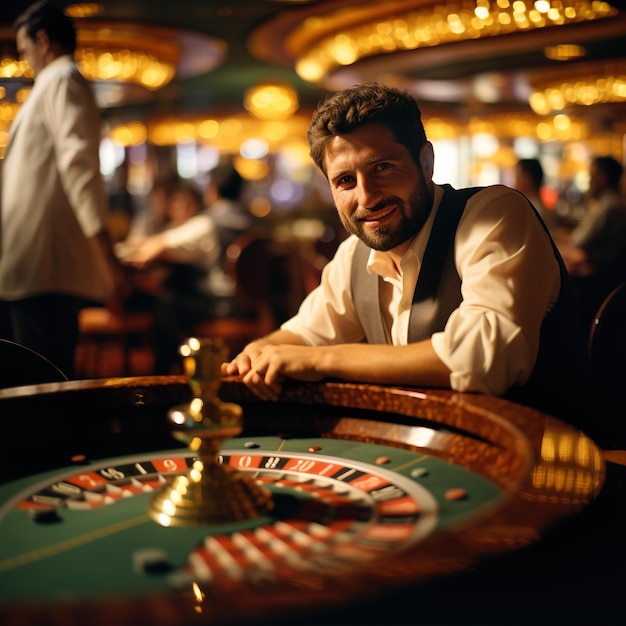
xmin=124 ymin=181 xmax=223 ymax=374
xmin=0 ymin=1 xmax=124 ymax=377
xmin=559 ymin=155 xmax=626 ymax=330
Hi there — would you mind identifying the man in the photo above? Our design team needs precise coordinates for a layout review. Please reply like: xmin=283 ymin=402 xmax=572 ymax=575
xmin=223 ymin=83 xmax=595 ymax=433
xmin=0 ymin=0 xmax=123 ymax=377
xmin=202 ymin=162 xmax=261 ymax=318
xmin=559 ymin=155 xmax=626 ymax=331
xmin=203 ymin=163 xmax=250 ymax=235
xmin=513 ymin=158 xmax=557 ymax=233
xmin=204 ymin=162 xmax=258 ymax=277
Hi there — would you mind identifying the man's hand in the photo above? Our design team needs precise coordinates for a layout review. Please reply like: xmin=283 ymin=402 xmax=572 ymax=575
xmin=127 ymin=235 xmax=167 ymax=269
xmin=220 ymin=332 xmax=313 ymax=401
xmin=222 ymin=337 xmax=453 ymax=401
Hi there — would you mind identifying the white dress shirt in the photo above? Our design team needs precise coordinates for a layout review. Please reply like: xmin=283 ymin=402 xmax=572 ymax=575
xmin=161 ymin=214 xmax=220 ymax=266
xmin=0 ymin=55 xmax=110 ymax=302
xmin=281 ymin=184 xmax=561 ymax=396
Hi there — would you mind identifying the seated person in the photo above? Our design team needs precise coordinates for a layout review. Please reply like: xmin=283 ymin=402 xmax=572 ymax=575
xmin=558 ymin=156 xmax=626 ymax=331
xmin=205 ymin=162 xmax=256 ymax=250
xmin=513 ymin=158 xmax=557 ymax=234
xmin=123 ymin=181 xmax=227 ymax=374
xmin=203 ymin=162 xmax=259 ymax=316
xmin=125 ymin=176 xmax=177 ymax=244
xmin=222 ymin=83 xmax=597 ymax=440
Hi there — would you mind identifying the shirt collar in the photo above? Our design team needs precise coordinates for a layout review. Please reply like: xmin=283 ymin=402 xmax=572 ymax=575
xmin=39 ymin=54 xmax=74 ymax=76
xmin=367 ymin=184 xmax=444 ymax=279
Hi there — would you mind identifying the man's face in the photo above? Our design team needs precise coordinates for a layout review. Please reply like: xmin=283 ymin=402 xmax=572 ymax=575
xmin=588 ymin=162 xmax=606 ymax=200
xmin=514 ymin=166 xmax=530 ymax=194
xmin=323 ymin=122 xmax=434 ymax=253
xmin=168 ymin=191 xmax=200 ymax=226
xmin=16 ymin=26 xmax=47 ymax=77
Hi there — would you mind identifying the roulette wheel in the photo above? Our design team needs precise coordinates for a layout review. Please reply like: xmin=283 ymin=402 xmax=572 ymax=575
xmin=0 ymin=340 xmax=615 ymax=625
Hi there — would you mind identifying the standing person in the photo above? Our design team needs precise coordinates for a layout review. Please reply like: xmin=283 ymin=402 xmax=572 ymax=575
xmin=222 ymin=83 xmax=596 ymax=437
xmin=559 ymin=155 xmax=626 ymax=331
xmin=513 ymin=158 xmax=557 ymax=233
xmin=0 ymin=0 xmax=123 ymax=378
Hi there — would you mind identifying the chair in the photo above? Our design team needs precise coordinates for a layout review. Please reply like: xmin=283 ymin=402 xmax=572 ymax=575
xmin=588 ymin=282 xmax=626 ymax=445
xmin=191 ymin=230 xmax=276 ymax=358
xmin=75 ymin=299 xmax=154 ymax=378
xmin=0 ymin=338 xmax=68 ymax=388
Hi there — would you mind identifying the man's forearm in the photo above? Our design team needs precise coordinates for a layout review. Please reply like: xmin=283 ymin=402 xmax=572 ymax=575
xmin=246 ymin=329 xmax=307 ymax=352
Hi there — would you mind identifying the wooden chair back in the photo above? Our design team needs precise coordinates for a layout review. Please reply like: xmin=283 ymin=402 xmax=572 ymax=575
xmin=588 ymin=282 xmax=626 ymax=442
xmin=191 ymin=229 xmax=276 ymax=356
xmin=224 ymin=229 xmax=273 ymax=314
xmin=76 ymin=296 xmax=154 ymax=378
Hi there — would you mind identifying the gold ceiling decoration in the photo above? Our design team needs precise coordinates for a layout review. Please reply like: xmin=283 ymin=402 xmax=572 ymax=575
xmin=0 ymin=23 xmax=180 ymax=90
xmin=0 ymin=18 xmax=226 ymax=93
xmin=283 ymin=0 xmax=618 ymax=83
xmin=80 ymin=54 xmax=170 ymax=91
xmin=465 ymin=110 xmax=590 ymax=142
xmin=76 ymin=47 xmax=174 ymax=90
xmin=104 ymin=106 xmax=595 ymax=153
xmin=66 ymin=3 xmax=217 ymax=91
xmin=0 ymin=16 xmax=226 ymax=139
xmin=75 ymin=23 xmax=179 ymax=90
xmin=529 ymin=60 xmax=626 ymax=114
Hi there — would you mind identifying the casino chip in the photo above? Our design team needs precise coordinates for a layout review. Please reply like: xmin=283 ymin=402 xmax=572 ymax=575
xmin=29 ymin=508 xmax=62 ymax=524
xmin=132 ymin=548 xmax=173 ymax=575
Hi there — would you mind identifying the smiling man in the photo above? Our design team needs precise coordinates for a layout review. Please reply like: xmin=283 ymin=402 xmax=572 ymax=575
xmin=222 ymin=83 xmax=596 ymax=433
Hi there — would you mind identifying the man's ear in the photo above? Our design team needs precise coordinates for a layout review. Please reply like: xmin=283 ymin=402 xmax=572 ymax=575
xmin=419 ymin=142 xmax=435 ymax=180
xmin=35 ymin=29 xmax=50 ymax=51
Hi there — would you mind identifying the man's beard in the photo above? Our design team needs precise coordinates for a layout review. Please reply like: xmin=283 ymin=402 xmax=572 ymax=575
xmin=340 ymin=180 xmax=433 ymax=252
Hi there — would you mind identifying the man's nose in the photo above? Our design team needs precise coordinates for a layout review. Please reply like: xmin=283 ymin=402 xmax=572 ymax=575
xmin=356 ymin=175 xmax=382 ymax=210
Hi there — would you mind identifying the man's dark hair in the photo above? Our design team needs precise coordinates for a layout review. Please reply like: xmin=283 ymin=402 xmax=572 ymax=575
xmin=593 ymin=156 xmax=623 ymax=189
xmin=307 ymin=83 xmax=428 ymax=176
xmin=210 ymin=163 xmax=244 ymax=201
xmin=14 ymin=0 xmax=77 ymax=55
xmin=518 ymin=158 xmax=544 ymax=190
xmin=174 ymin=180 xmax=204 ymax=211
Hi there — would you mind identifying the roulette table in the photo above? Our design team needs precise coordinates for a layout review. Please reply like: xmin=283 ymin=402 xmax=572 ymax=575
xmin=0 ymin=350 xmax=624 ymax=626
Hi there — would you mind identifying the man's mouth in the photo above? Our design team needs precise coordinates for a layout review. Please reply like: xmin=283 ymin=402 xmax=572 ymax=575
xmin=361 ymin=206 xmax=396 ymax=224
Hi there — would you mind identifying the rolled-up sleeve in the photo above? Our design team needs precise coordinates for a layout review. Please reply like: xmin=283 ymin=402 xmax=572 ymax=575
xmin=162 ymin=215 xmax=220 ymax=265
xmin=431 ymin=186 xmax=560 ymax=395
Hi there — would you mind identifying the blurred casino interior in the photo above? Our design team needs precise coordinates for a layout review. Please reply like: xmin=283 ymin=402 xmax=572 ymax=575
xmin=1 ymin=0 xmax=625 ymax=226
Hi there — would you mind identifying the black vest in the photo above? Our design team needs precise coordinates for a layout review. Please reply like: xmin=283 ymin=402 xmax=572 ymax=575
xmin=351 ymin=184 xmax=596 ymax=431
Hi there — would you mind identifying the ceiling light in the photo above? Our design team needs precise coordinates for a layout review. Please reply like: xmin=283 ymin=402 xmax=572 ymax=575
xmin=76 ymin=47 xmax=175 ymax=90
xmin=544 ymin=44 xmax=587 ymax=61
xmin=65 ymin=3 xmax=103 ymax=18
xmin=244 ymin=81 xmax=299 ymax=120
